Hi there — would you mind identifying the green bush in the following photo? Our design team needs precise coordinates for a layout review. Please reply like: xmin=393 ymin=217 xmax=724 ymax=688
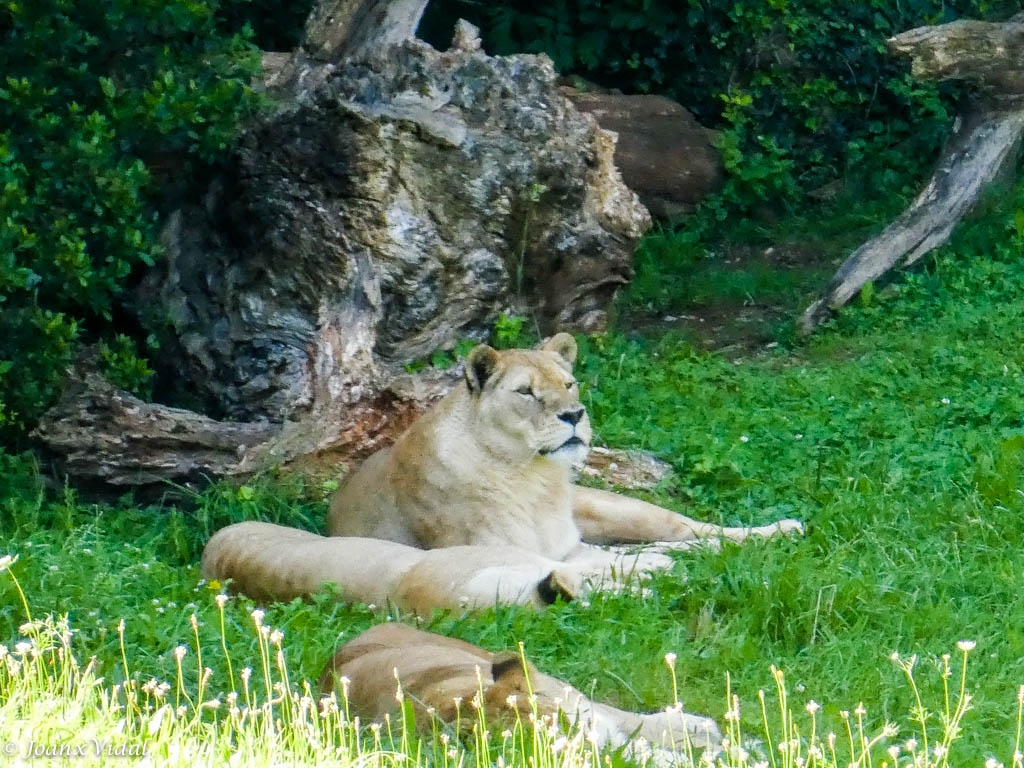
xmin=422 ymin=0 xmax=1015 ymax=207
xmin=0 ymin=0 xmax=261 ymax=440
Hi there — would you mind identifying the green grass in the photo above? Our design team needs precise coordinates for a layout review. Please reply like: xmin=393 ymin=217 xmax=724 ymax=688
xmin=4 ymin=182 xmax=1024 ymax=765
xmin=625 ymin=186 xmax=913 ymax=318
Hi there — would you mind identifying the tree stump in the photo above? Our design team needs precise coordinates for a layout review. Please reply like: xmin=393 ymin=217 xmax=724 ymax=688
xmin=799 ymin=14 xmax=1024 ymax=335
xmin=32 ymin=0 xmax=652 ymax=491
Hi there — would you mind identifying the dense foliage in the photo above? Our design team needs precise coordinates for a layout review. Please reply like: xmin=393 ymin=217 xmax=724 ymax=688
xmin=423 ymin=0 xmax=1017 ymax=207
xmin=0 ymin=0 xmax=261 ymax=439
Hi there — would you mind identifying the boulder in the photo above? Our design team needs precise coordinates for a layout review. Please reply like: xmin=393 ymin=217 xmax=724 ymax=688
xmin=563 ymin=90 xmax=723 ymax=220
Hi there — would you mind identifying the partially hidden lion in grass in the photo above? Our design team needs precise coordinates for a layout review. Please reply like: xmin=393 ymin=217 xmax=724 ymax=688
xmin=319 ymin=623 xmax=722 ymax=755
xmin=202 ymin=333 xmax=801 ymax=612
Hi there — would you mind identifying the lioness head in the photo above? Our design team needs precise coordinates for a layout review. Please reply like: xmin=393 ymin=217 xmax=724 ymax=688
xmin=463 ymin=332 xmax=592 ymax=466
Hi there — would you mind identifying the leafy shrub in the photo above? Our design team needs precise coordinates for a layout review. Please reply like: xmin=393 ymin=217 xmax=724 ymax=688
xmin=422 ymin=0 xmax=1016 ymax=207
xmin=98 ymin=335 xmax=155 ymax=400
xmin=0 ymin=0 xmax=261 ymax=440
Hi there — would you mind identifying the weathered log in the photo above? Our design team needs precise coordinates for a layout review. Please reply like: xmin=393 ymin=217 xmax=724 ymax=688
xmin=139 ymin=28 xmax=648 ymax=424
xmin=32 ymin=357 xmax=279 ymax=487
xmin=799 ymin=14 xmax=1024 ymax=335
xmin=886 ymin=15 xmax=1024 ymax=93
xmin=33 ymin=355 xmax=672 ymax=493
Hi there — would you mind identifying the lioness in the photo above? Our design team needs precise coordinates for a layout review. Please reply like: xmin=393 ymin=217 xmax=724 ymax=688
xmin=329 ymin=333 xmax=802 ymax=560
xmin=320 ymin=623 xmax=721 ymax=754
xmin=203 ymin=333 xmax=801 ymax=612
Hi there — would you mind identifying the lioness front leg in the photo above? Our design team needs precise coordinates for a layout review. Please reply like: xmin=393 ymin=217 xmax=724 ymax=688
xmin=572 ymin=486 xmax=803 ymax=545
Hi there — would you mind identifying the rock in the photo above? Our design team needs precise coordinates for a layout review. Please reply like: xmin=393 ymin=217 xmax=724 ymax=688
xmin=562 ymin=90 xmax=723 ymax=220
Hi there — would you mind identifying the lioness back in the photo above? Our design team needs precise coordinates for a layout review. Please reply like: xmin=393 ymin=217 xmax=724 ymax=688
xmin=327 ymin=334 xmax=591 ymax=560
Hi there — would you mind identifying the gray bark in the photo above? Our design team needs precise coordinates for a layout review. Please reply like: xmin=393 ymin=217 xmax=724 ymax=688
xmin=303 ymin=0 xmax=430 ymax=61
xmin=33 ymin=357 xmax=279 ymax=487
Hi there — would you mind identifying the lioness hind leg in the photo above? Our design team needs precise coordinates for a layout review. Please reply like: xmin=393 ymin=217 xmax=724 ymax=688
xmin=573 ymin=486 xmax=803 ymax=545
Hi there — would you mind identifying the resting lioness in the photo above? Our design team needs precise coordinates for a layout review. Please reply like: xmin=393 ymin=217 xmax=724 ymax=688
xmin=203 ymin=333 xmax=801 ymax=612
xmin=328 ymin=333 xmax=802 ymax=560
xmin=320 ymin=623 xmax=721 ymax=754
xmin=201 ymin=521 xmax=671 ymax=614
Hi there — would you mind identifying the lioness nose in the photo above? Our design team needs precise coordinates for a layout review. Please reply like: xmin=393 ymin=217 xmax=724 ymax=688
xmin=558 ymin=407 xmax=585 ymax=426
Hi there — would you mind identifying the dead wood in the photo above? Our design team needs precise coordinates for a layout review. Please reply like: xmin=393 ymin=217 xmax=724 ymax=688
xmin=799 ymin=14 xmax=1024 ymax=334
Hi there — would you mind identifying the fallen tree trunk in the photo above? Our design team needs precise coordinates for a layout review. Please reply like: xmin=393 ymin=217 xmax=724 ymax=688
xmin=33 ymin=357 xmax=280 ymax=487
xmin=799 ymin=14 xmax=1024 ymax=335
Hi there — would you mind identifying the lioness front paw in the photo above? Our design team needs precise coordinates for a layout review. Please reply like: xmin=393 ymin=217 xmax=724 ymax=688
xmin=773 ymin=518 xmax=804 ymax=537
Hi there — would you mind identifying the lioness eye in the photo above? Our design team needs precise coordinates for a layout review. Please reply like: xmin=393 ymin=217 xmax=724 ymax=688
xmin=515 ymin=385 xmax=534 ymax=397
xmin=565 ymin=381 xmax=575 ymax=389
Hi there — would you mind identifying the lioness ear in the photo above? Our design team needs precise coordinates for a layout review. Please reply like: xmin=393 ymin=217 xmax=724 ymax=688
xmin=465 ymin=344 xmax=499 ymax=393
xmin=540 ymin=332 xmax=577 ymax=366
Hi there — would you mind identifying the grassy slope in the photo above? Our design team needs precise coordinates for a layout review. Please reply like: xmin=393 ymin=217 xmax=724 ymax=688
xmin=3 ymin=186 xmax=1024 ymax=763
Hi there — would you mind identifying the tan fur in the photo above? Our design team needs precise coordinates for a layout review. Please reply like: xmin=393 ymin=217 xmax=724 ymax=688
xmin=328 ymin=332 xmax=801 ymax=558
xmin=200 ymin=521 xmax=669 ymax=614
xmin=320 ymin=624 xmax=721 ymax=754
xmin=328 ymin=334 xmax=591 ymax=558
